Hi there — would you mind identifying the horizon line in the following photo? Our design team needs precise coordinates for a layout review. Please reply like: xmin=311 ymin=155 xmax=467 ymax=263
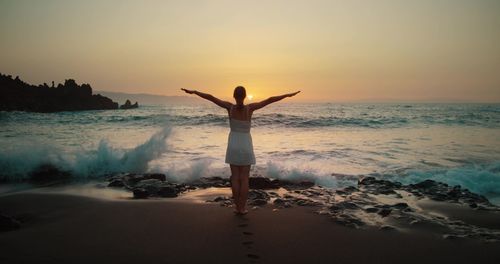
xmin=96 ymin=90 xmax=500 ymax=104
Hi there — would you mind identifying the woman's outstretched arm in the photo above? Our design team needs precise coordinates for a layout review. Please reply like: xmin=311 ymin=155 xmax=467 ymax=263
xmin=181 ymin=88 xmax=232 ymax=110
xmin=249 ymin=91 xmax=300 ymax=111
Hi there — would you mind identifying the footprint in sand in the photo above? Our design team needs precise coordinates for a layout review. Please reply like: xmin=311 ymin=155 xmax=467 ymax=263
xmin=242 ymin=240 xmax=254 ymax=249
xmin=247 ymin=253 xmax=260 ymax=259
xmin=237 ymin=222 xmax=260 ymax=261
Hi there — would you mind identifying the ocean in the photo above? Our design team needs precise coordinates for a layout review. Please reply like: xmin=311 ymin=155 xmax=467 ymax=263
xmin=1 ymin=103 xmax=499 ymax=203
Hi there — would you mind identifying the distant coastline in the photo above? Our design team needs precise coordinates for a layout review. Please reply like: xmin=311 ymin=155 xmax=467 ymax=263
xmin=96 ymin=91 xmax=201 ymax=105
xmin=0 ymin=73 xmax=121 ymax=112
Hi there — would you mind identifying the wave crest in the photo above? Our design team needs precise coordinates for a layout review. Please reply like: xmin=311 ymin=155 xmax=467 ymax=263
xmin=0 ymin=125 xmax=172 ymax=181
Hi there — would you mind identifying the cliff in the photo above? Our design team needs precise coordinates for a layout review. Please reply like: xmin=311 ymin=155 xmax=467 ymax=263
xmin=0 ymin=73 xmax=119 ymax=112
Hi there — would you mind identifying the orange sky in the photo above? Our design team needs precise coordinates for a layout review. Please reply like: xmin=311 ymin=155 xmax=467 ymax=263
xmin=1 ymin=0 xmax=499 ymax=102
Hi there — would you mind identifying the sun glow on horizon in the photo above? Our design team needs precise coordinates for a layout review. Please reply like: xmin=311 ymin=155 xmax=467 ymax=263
xmin=247 ymin=94 xmax=254 ymax=101
xmin=0 ymin=0 xmax=499 ymax=102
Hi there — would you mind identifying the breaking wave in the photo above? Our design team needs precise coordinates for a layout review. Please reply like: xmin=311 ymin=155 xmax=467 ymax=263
xmin=0 ymin=125 xmax=172 ymax=181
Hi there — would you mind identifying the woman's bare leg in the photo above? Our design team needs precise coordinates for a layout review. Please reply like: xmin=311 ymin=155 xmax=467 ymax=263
xmin=230 ymin=165 xmax=241 ymax=212
xmin=238 ymin=165 xmax=251 ymax=213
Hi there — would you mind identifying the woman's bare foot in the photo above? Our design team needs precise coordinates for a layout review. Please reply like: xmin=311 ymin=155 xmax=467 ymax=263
xmin=238 ymin=209 xmax=248 ymax=215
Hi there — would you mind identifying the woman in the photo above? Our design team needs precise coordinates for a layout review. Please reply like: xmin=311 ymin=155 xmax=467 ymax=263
xmin=181 ymin=86 xmax=300 ymax=214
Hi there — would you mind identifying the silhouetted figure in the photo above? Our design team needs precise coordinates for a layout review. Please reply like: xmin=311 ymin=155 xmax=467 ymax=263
xmin=181 ymin=86 xmax=300 ymax=214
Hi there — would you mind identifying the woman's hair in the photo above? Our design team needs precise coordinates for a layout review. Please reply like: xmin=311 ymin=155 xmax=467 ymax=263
xmin=233 ymin=86 xmax=246 ymax=100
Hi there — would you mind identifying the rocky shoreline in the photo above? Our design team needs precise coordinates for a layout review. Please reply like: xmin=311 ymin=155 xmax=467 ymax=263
xmin=2 ymin=169 xmax=499 ymax=242
xmin=104 ymin=172 xmax=500 ymax=242
xmin=1 ymin=171 xmax=500 ymax=264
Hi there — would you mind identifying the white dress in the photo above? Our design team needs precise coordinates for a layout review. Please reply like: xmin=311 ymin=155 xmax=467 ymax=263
xmin=225 ymin=107 xmax=256 ymax=166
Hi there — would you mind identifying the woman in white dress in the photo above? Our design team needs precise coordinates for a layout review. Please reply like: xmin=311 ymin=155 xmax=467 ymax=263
xmin=181 ymin=86 xmax=300 ymax=214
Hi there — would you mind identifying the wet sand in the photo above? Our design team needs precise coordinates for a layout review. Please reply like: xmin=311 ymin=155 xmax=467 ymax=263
xmin=1 ymin=191 xmax=500 ymax=264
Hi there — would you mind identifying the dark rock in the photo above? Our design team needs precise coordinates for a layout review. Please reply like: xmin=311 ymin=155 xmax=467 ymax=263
xmin=392 ymin=203 xmax=409 ymax=210
xmin=29 ymin=164 xmax=71 ymax=182
xmin=297 ymin=181 xmax=315 ymax=188
xmin=135 ymin=179 xmax=163 ymax=194
xmin=430 ymin=193 xmax=448 ymax=201
xmin=403 ymin=207 xmax=414 ymax=212
xmin=378 ymin=208 xmax=392 ymax=217
xmin=157 ymin=186 xmax=179 ymax=197
xmin=248 ymin=190 xmax=270 ymax=201
xmin=294 ymin=198 xmax=320 ymax=207
xmin=191 ymin=176 xmax=229 ymax=188
xmin=280 ymin=180 xmax=315 ymax=190
xmin=359 ymin=177 xmax=401 ymax=187
xmin=336 ymin=187 xmax=359 ymax=195
xmin=213 ymin=196 xmax=229 ymax=202
xmin=268 ymin=191 xmax=279 ymax=197
xmin=332 ymin=214 xmax=364 ymax=228
xmin=108 ymin=179 xmax=125 ymax=187
xmin=329 ymin=201 xmax=359 ymax=212
xmin=123 ymin=174 xmax=142 ymax=185
xmin=133 ymin=188 xmax=149 ymax=199
xmin=365 ymin=207 xmax=379 ymax=213
xmin=273 ymin=198 xmax=292 ymax=208
xmin=123 ymin=173 xmax=166 ymax=185
xmin=184 ymin=185 xmax=197 ymax=190
xmin=0 ymin=73 xmax=119 ymax=112
xmin=413 ymin=179 xmax=438 ymax=189
xmin=344 ymin=186 xmax=359 ymax=193
xmin=0 ymin=213 xmax=21 ymax=231
xmin=249 ymin=177 xmax=280 ymax=189
xmin=143 ymin=173 xmax=166 ymax=182
xmin=120 ymin=99 xmax=139 ymax=109
xmin=206 ymin=196 xmax=232 ymax=204
xmin=358 ymin=177 xmax=377 ymax=185
xmin=358 ymin=177 xmax=403 ymax=196
xmin=380 ymin=225 xmax=396 ymax=231
xmin=447 ymin=187 xmax=462 ymax=199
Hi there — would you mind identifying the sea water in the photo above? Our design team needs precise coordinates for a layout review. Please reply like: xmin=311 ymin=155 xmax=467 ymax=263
xmin=1 ymin=103 xmax=499 ymax=202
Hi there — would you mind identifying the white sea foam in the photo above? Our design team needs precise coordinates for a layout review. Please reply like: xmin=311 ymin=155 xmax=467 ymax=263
xmin=154 ymin=158 xmax=215 ymax=183
xmin=73 ymin=125 xmax=172 ymax=177
xmin=397 ymin=162 xmax=500 ymax=196
xmin=265 ymin=161 xmax=350 ymax=188
xmin=0 ymin=141 xmax=68 ymax=181
xmin=0 ymin=124 xmax=172 ymax=180
xmin=1 ymin=103 xmax=500 ymax=202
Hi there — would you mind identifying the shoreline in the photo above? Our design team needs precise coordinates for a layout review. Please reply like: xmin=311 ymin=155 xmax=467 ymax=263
xmin=1 ymin=190 xmax=500 ymax=264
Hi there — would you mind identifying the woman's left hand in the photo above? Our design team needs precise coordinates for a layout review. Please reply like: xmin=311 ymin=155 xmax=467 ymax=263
xmin=181 ymin=88 xmax=196 ymax=94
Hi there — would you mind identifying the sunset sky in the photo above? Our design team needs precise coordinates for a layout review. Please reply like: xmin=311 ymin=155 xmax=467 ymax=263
xmin=1 ymin=0 xmax=499 ymax=102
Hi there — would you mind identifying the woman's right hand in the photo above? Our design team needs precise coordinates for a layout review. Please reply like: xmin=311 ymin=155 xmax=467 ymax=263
xmin=287 ymin=91 xmax=301 ymax=97
xmin=181 ymin=88 xmax=196 ymax=94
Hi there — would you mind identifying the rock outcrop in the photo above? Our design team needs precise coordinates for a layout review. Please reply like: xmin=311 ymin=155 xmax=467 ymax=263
xmin=120 ymin=99 xmax=139 ymax=109
xmin=0 ymin=73 xmax=119 ymax=112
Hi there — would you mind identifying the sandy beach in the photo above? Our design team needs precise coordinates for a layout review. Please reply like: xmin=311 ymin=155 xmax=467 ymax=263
xmin=1 ymin=186 xmax=500 ymax=264
xmin=2 ymin=1 xmax=500 ymax=263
